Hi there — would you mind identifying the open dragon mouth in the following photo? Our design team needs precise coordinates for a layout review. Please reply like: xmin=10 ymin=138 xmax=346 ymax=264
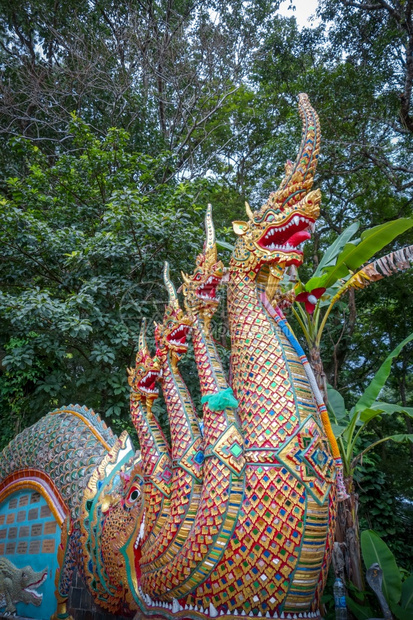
xmin=24 ymin=572 xmax=47 ymax=601
xmin=133 ymin=513 xmax=144 ymax=582
xmin=196 ymin=276 xmax=220 ymax=302
xmin=138 ymin=370 xmax=160 ymax=395
xmin=257 ymin=214 xmax=314 ymax=253
xmin=166 ymin=324 xmax=190 ymax=349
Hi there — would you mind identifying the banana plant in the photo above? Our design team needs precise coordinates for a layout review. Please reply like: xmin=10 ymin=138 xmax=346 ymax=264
xmin=219 ymin=218 xmax=413 ymax=399
xmin=327 ymin=333 xmax=413 ymax=479
xmin=326 ymin=334 xmax=413 ymax=593
xmin=291 ymin=218 xmax=413 ymax=397
xmin=346 ymin=530 xmax=413 ymax=620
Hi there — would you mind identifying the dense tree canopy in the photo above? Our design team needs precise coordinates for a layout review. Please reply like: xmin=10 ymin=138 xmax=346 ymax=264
xmin=0 ymin=0 xmax=412 ymax=574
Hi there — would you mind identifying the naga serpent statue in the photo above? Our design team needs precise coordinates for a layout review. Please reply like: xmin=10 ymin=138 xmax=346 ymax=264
xmin=0 ymin=94 xmax=344 ymax=620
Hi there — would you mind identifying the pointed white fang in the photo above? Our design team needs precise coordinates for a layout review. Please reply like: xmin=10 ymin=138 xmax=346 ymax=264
xmin=172 ymin=599 xmax=180 ymax=613
xmin=266 ymin=613 xmax=270 ymax=618
xmin=210 ymin=603 xmax=219 ymax=618
xmin=234 ymin=611 xmax=238 ymax=616
xmin=241 ymin=612 xmax=246 ymax=617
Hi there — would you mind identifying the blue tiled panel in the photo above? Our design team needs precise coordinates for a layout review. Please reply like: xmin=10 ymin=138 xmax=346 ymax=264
xmin=0 ymin=489 xmax=61 ymax=619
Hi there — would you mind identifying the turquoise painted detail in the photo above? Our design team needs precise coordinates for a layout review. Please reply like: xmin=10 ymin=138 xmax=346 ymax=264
xmin=0 ymin=489 xmax=61 ymax=620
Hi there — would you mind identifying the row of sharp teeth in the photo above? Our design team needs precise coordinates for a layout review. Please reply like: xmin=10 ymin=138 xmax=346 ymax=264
xmin=145 ymin=371 xmax=158 ymax=380
xmin=171 ymin=327 xmax=185 ymax=338
xmin=137 ymin=589 xmax=319 ymax=620
xmin=134 ymin=514 xmax=145 ymax=548
xmin=142 ymin=387 xmax=158 ymax=394
xmin=264 ymin=243 xmax=297 ymax=252
xmin=198 ymin=293 xmax=215 ymax=300
xmin=171 ymin=339 xmax=187 ymax=346
xmin=24 ymin=588 xmax=43 ymax=599
xmin=269 ymin=215 xmax=308 ymax=234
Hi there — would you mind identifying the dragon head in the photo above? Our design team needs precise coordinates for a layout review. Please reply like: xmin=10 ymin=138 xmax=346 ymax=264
xmin=19 ymin=565 xmax=48 ymax=607
xmin=230 ymin=94 xmax=321 ymax=297
xmin=128 ymin=319 xmax=161 ymax=405
xmin=181 ymin=204 xmax=224 ymax=326
xmin=80 ymin=433 xmax=144 ymax=614
xmin=155 ymin=262 xmax=192 ymax=368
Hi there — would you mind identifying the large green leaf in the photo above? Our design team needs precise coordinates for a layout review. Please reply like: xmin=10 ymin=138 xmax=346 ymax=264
xmin=371 ymin=402 xmax=413 ymax=416
xmin=327 ymin=385 xmax=347 ymax=421
xmin=354 ymin=333 xmax=413 ymax=413
xmin=346 ymin=596 xmax=373 ymax=619
xmin=331 ymin=423 xmax=347 ymax=437
xmin=313 ymin=221 xmax=360 ymax=276
xmin=361 ymin=530 xmax=401 ymax=605
xmin=360 ymin=403 xmax=413 ymax=424
xmin=401 ymin=574 xmax=413 ymax=611
xmin=391 ymin=603 xmax=413 ymax=620
xmin=304 ymin=275 xmax=329 ymax=292
xmin=322 ymin=218 xmax=413 ymax=288
xmin=385 ymin=434 xmax=413 ymax=444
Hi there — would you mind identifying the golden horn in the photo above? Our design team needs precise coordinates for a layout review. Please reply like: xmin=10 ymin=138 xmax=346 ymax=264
xmin=181 ymin=270 xmax=190 ymax=284
xmin=163 ymin=261 xmax=179 ymax=308
xmin=205 ymin=204 xmax=216 ymax=250
xmin=138 ymin=318 xmax=147 ymax=351
xmin=245 ymin=201 xmax=254 ymax=220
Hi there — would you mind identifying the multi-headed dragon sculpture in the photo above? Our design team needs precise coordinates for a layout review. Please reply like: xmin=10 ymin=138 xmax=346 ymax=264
xmin=0 ymin=94 xmax=345 ymax=620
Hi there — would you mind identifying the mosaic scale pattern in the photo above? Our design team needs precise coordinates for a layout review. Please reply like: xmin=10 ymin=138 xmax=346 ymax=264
xmin=0 ymin=94 xmax=340 ymax=620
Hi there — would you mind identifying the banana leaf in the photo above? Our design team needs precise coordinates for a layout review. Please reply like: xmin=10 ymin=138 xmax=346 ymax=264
xmin=313 ymin=221 xmax=360 ymax=276
xmin=384 ymin=434 xmax=413 ymax=444
xmin=321 ymin=218 xmax=413 ymax=289
xmin=371 ymin=402 xmax=413 ymax=415
xmin=391 ymin=603 xmax=413 ymax=620
xmin=327 ymin=385 xmax=347 ymax=421
xmin=361 ymin=530 xmax=401 ymax=606
xmin=354 ymin=333 xmax=413 ymax=413
xmin=360 ymin=404 xmax=413 ymax=424
xmin=328 ymin=244 xmax=413 ymax=303
xmin=400 ymin=574 xmax=413 ymax=612
xmin=346 ymin=596 xmax=373 ymax=620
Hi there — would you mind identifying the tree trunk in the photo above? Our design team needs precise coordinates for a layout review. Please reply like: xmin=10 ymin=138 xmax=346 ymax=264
xmin=309 ymin=345 xmax=328 ymax=402
xmin=308 ymin=344 xmax=365 ymax=591
xmin=333 ymin=477 xmax=364 ymax=592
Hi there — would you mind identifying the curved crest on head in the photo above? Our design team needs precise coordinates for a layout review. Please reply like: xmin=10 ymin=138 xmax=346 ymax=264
xmin=279 ymin=93 xmax=320 ymax=192
xmin=255 ymin=93 xmax=321 ymax=221
xmin=163 ymin=261 xmax=179 ymax=309
xmin=205 ymin=204 xmax=216 ymax=253
xmin=139 ymin=318 xmax=148 ymax=352
xmin=205 ymin=204 xmax=218 ymax=264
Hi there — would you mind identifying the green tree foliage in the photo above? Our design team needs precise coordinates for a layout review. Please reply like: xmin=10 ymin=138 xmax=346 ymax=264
xmin=0 ymin=117 xmax=215 ymax=441
xmin=0 ymin=0 xmax=412 ymax=572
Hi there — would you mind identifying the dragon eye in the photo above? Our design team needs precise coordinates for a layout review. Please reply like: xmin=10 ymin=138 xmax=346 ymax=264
xmin=195 ymin=273 xmax=201 ymax=280
xmin=126 ymin=486 xmax=141 ymax=504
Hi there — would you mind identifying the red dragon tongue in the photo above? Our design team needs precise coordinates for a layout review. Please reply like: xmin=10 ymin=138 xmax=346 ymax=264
xmin=287 ymin=229 xmax=311 ymax=247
